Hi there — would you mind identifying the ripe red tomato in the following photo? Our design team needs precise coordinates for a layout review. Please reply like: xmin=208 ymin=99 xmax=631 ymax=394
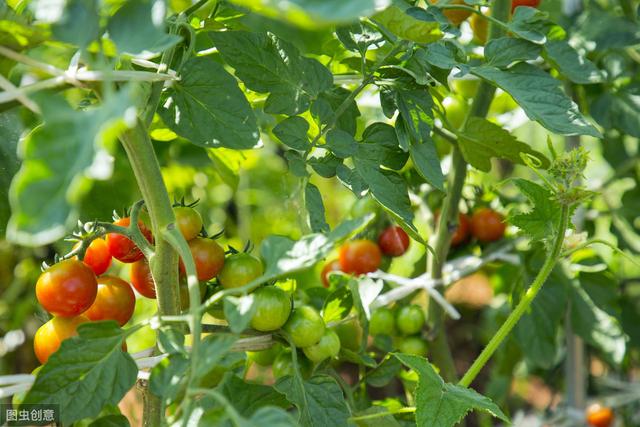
xmin=511 ymin=0 xmax=541 ymax=13
xmin=182 ymin=238 xmax=225 ymax=281
xmin=130 ymin=259 xmax=156 ymax=298
xmin=321 ymin=259 xmax=342 ymax=287
xmin=586 ymin=404 xmax=614 ymax=427
xmin=34 ymin=315 xmax=89 ymax=364
xmin=339 ymin=240 xmax=382 ymax=275
xmin=36 ymin=259 xmax=98 ymax=317
xmin=470 ymin=208 xmax=506 ymax=242
xmin=106 ymin=217 xmax=153 ymax=263
xmin=378 ymin=226 xmax=410 ymax=257
xmin=74 ymin=238 xmax=112 ymax=276
xmin=435 ymin=211 xmax=471 ymax=247
xmin=174 ymin=206 xmax=203 ymax=241
xmin=83 ymin=276 xmax=136 ymax=326
xmin=217 ymin=253 xmax=263 ymax=289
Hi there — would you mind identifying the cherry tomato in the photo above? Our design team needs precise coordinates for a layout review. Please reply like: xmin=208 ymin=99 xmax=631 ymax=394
xmin=302 ymin=329 xmax=341 ymax=363
xmin=321 ymin=259 xmax=342 ymax=288
xmin=586 ymin=404 xmax=614 ymax=427
xmin=470 ymin=208 xmax=506 ymax=242
xmin=182 ymin=237 xmax=225 ymax=281
xmin=250 ymin=286 xmax=292 ymax=332
xmin=396 ymin=305 xmax=425 ymax=336
xmin=333 ymin=318 xmax=363 ymax=352
xmin=378 ymin=226 xmax=410 ymax=257
xmin=272 ymin=349 xmax=313 ymax=379
xmin=130 ymin=259 xmax=156 ymax=299
xmin=36 ymin=259 xmax=98 ymax=317
xmin=34 ymin=315 xmax=89 ymax=364
xmin=217 ymin=253 xmax=263 ymax=289
xmin=369 ymin=307 xmax=396 ymax=336
xmin=511 ymin=0 xmax=541 ymax=13
xmin=435 ymin=211 xmax=471 ymax=247
xmin=74 ymin=238 xmax=112 ymax=276
xmin=398 ymin=336 xmax=428 ymax=357
xmin=428 ymin=0 xmax=471 ymax=25
xmin=247 ymin=343 xmax=282 ymax=366
xmin=106 ymin=218 xmax=153 ymax=263
xmin=83 ymin=276 xmax=135 ymax=326
xmin=283 ymin=306 xmax=326 ymax=348
xmin=470 ymin=13 xmax=488 ymax=45
xmin=174 ymin=206 xmax=203 ymax=241
xmin=451 ymin=79 xmax=480 ymax=99
xmin=339 ymin=240 xmax=382 ymax=275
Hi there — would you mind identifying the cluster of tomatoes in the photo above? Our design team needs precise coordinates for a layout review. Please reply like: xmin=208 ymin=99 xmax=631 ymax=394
xmin=447 ymin=207 xmax=506 ymax=248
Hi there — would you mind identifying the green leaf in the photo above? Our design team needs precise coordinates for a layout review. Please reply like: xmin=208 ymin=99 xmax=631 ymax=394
xmin=591 ymin=89 xmax=640 ymax=138
xmin=284 ymin=150 xmax=309 ymax=177
xmin=311 ymin=87 xmax=360 ymax=136
xmin=508 ymin=179 xmax=561 ymax=244
xmin=305 ymin=182 xmax=330 ymax=233
xmin=457 ymin=117 xmax=549 ymax=172
xmin=336 ymin=164 xmax=368 ymax=195
xmin=274 ymin=375 xmax=350 ymax=427
xmin=0 ymin=111 xmax=21 ymax=237
xmin=544 ymin=40 xmax=603 ymax=84
xmin=325 ymin=129 xmax=357 ymax=158
xmin=322 ymin=287 xmax=353 ymax=323
xmin=149 ymin=354 xmax=189 ymax=405
xmin=373 ymin=5 xmax=441 ymax=43
xmin=485 ymin=38 xmax=541 ymax=68
xmin=158 ymin=57 xmax=259 ymax=149
xmin=89 ymin=415 xmax=130 ymax=427
xmin=210 ymin=31 xmax=332 ymax=115
xmin=394 ymin=354 xmax=509 ymax=427
xmin=0 ymin=13 xmax=48 ymax=51
xmin=218 ymin=374 xmax=289 ymax=415
xmin=409 ymin=138 xmax=444 ymax=192
xmin=224 ymin=294 xmax=257 ymax=333
xmin=472 ymin=63 xmax=601 ymax=137
xmin=356 ymin=123 xmax=409 ymax=170
xmin=309 ymin=152 xmax=341 ymax=178
xmin=505 ymin=7 xmax=548 ymax=44
xmin=273 ymin=116 xmax=310 ymax=151
xmin=366 ymin=356 xmax=402 ymax=388
xmin=52 ymin=0 xmax=100 ymax=48
xmin=247 ymin=406 xmax=298 ymax=426
xmin=107 ymin=0 xmax=181 ymax=55
xmin=422 ymin=41 xmax=463 ymax=70
xmin=570 ymin=281 xmax=626 ymax=365
xmin=23 ymin=322 xmax=137 ymax=425
xmin=157 ymin=327 xmax=186 ymax=355
xmin=395 ymin=88 xmax=434 ymax=143
xmin=194 ymin=335 xmax=238 ymax=381
xmin=8 ymin=90 xmax=133 ymax=246
xmin=208 ymin=148 xmax=243 ymax=191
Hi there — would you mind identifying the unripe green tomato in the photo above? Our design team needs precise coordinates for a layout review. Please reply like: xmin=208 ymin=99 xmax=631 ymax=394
xmin=333 ymin=318 xmax=363 ymax=352
xmin=451 ymin=78 xmax=480 ymax=99
xmin=369 ymin=307 xmax=395 ymax=336
xmin=283 ymin=306 xmax=326 ymax=348
xmin=396 ymin=305 xmax=425 ymax=336
xmin=272 ymin=350 xmax=313 ymax=379
xmin=250 ymin=286 xmax=292 ymax=332
xmin=398 ymin=336 xmax=428 ymax=357
xmin=247 ymin=343 xmax=282 ymax=366
xmin=303 ymin=329 xmax=341 ymax=363
xmin=218 ymin=253 xmax=264 ymax=289
xmin=350 ymin=195 xmax=379 ymax=219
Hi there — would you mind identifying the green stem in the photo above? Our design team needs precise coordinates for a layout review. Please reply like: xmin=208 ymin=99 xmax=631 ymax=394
xmin=458 ymin=205 xmax=571 ymax=387
xmin=349 ymin=407 xmax=416 ymax=422
xmin=426 ymin=0 xmax=511 ymax=382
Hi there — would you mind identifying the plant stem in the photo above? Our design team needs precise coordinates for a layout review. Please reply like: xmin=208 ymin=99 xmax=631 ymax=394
xmin=459 ymin=205 xmax=570 ymax=387
xmin=425 ymin=0 xmax=510 ymax=382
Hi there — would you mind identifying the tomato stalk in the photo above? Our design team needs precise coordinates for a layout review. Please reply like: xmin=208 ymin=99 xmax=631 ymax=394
xmin=458 ymin=205 xmax=571 ymax=387
xmin=426 ymin=0 xmax=511 ymax=383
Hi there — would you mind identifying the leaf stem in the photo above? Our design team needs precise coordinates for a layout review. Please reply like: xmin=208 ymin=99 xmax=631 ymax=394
xmin=458 ymin=205 xmax=570 ymax=387
xmin=349 ymin=407 xmax=416 ymax=422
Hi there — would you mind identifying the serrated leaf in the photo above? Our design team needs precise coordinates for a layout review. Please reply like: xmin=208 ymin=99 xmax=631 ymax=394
xmin=457 ymin=117 xmax=549 ymax=172
xmin=374 ymin=5 xmax=441 ymax=43
xmin=357 ymin=123 xmax=408 ymax=170
xmin=224 ymin=294 xmax=256 ymax=333
xmin=8 ymin=90 xmax=132 ymax=247
xmin=107 ymin=0 xmax=181 ymax=55
xmin=218 ymin=374 xmax=289 ymax=415
xmin=508 ymin=179 xmax=561 ymax=243
xmin=274 ymin=375 xmax=350 ymax=427
xmin=472 ymin=63 xmax=601 ymax=137
xmin=325 ymin=129 xmax=357 ymax=158
xmin=273 ymin=116 xmax=310 ymax=151
xmin=322 ymin=287 xmax=353 ymax=323
xmin=23 ymin=322 xmax=137 ymax=425
xmin=544 ymin=40 xmax=603 ymax=84
xmin=485 ymin=38 xmax=541 ymax=68
xmin=158 ymin=57 xmax=259 ymax=149
xmin=366 ymin=356 xmax=402 ymax=388
xmin=311 ymin=87 xmax=360 ymax=136
xmin=394 ymin=354 xmax=509 ymax=427
xmin=305 ymin=182 xmax=329 ymax=233
xmin=422 ymin=40 xmax=463 ymax=70
xmin=210 ymin=31 xmax=332 ymax=115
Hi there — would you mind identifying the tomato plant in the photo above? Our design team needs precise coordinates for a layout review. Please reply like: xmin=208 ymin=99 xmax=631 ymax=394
xmin=1 ymin=0 xmax=638 ymax=425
